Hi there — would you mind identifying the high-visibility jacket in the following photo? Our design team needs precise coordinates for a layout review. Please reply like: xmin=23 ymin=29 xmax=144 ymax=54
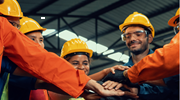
xmin=0 ymin=17 xmax=90 ymax=98
xmin=128 ymin=32 xmax=179 ymax=83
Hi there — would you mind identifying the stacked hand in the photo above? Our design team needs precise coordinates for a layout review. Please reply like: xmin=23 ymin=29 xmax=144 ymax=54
xmin=85 ymin=79 xmax=139 ymax=99
xmin=102 ymin=65 xmax=139 ymax=87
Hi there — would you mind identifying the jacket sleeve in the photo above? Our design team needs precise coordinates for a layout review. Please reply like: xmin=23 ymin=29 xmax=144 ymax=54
xmin=0 ymin=17 xmax=91 ymax=98
xmin=128 ymin=32 xmax=179 ymax=83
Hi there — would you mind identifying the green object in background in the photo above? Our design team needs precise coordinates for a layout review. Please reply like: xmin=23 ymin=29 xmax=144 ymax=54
xmin=1 ymin=73 xmax=10 ymax=100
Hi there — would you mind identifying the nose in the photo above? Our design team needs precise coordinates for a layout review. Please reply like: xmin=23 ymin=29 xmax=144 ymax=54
xmin=129 ymin=34 xmax=137 ymax=41
xmin=77 ymin=64 xmax=85 ymax=70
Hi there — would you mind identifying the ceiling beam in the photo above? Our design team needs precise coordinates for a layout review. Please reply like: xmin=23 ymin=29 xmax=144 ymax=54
xmin=24 ymin=0 xmax=58 ymax=16
xmin=40 ymin=0 xmax=95 ymax=26
xmin=59 ymin=0 xmax=134 ymax=31
xmin=45 ymin=0 xmax=134 ymax=39
xmin=87 ymin=3 xmax=179 ymax=41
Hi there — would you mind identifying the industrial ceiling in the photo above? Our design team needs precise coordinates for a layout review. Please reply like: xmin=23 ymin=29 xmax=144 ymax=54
xmin=17 ymin=0 xmax=179 ymax=74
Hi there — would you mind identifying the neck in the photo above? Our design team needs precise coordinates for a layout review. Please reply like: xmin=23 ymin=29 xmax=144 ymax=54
xmin=131 ymin=48 xmax=149 ymax=64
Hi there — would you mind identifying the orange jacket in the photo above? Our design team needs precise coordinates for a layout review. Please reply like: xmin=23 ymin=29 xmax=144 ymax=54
xmin=128 ymin=32 xmax=179 ymax=83
xmin=0 ymin=17 xmax=90 ymax=98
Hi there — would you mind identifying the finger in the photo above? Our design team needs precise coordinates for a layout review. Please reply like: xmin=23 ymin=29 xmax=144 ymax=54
xmin=116 ymin=90 xmax=125 ymax=96
xmin=124 ymin=91 xmax=139 ymax=98
xmin=108 ymin=82 xmax=118 ymax=90
xmin=104 ymin=82 xmax=113 ymax=89
xmin=102 ymin=80 xmax=110 ymax=86
xmin=115 ymin=83 xmax=123 ymax=90
xmin=111 ymin=68 xmax=115 ymax=74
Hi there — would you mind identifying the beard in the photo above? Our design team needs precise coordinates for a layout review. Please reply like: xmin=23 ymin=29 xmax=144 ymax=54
xmin=128 ymin=40 xmax=148 ymax=55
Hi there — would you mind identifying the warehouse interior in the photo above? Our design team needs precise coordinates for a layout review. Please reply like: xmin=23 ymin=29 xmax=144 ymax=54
xmin=17 ymin=0 xmax=179 ymax=74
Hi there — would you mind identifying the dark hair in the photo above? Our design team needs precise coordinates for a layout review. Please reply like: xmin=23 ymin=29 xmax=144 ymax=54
xmin=25 ymin=30 xmax=43 ymax=35
xmin=64 ymin=52 xmax=91 ymax=63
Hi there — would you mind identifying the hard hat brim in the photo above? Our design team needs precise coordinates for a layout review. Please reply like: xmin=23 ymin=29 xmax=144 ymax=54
xmin=168 ymin=15 xmax=179 ymax=27
xmin=24 ymin=28 xmax=46 ymax=34
xmin=62 ymin=49 xmax=93 ymax=58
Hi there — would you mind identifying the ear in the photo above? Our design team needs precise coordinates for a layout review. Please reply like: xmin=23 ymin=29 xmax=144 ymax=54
xmin=148 ymin=34 xmax=153 ymax=43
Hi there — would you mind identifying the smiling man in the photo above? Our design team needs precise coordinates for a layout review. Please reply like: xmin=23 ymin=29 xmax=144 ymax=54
xmin=102 ymin=12 xmax=173 ymax=100
xmin=119 ymin=12 xmax=173 ymax=100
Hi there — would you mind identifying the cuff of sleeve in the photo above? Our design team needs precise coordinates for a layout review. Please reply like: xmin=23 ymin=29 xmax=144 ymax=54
xmin=127 ymin=65 xmax=144 ymax=84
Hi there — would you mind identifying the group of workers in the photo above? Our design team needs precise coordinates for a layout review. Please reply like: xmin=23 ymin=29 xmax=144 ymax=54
xmin=0 ymin=0 xmax=179 ymax=100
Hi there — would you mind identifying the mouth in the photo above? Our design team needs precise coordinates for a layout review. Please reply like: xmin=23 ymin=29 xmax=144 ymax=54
xmin=130 ymin=43 xmax=139 ymax=48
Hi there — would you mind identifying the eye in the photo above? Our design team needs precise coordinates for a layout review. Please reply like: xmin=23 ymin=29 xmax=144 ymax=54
xmin=40 ymin=39 xmax=43 ymax=42
xmin=125 ymin=34 xmax=131 ymax=39
xmin=31 ymin=38 xmax=35 ymax=41
xmin=83 ymin=63 xmax=88 ymax=65
xmin=136 ymin=33 xmax=141 ymax=36
xmin=72 ymin=63 xmax=78 ymax=65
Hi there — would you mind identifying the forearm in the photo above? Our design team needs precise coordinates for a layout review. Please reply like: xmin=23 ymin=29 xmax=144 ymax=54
xmin=89 ymin=69 xmax=107 ymax=81
xmin=145 ymin=79 xmax=166 ymax=86
xmin=13 ymin=67 xmax=33 ymax=77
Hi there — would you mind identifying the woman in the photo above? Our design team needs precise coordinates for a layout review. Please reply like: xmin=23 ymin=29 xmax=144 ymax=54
xmin=48 ymin=38 xmax=138 ymax=100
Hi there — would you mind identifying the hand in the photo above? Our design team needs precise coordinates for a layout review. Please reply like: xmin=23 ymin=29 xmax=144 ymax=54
xmin=102 ymin=80 xmax=123 ymax=90
xmin=102 ymin=80 xmax=139 ymax=95
xmin=85 ymin=79 xmax=139 ymax=99
xmin=98 ymin=88 xmax=139 ymax=99
xmin=101 ymin=70 xmax=127 ymax=82
xmin=123 ymin=84 xmax=138 ymax=95
xmin=81 ymin=91 xmax=102 ymax=100
xmin=103 ymin=65 xmax=129 ymax=75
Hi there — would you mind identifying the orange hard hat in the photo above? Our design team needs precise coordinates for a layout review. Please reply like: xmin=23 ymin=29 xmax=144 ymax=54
xmin=168 ymin=8 xmax=180 ymax=27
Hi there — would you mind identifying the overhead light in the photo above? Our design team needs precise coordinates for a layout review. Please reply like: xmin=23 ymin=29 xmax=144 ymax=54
xmin=122 ymin=59 xmax=129 ymax=63
xmin=58 ymin=30 xmax=78 ymax=41
xmin=42 ymin=29 xmax=56 ymax=36
xmin=86 ymin=40 xmax=96 ymax=52
xmin=96 ymin=43 xmax=108 ymax=54
xmin=107 ymin=52 xmax=122 ymax=61
xmin=119 ymin=54 xmax=129 ymax=63
xmin=79 ymin=36 xmax=88 ymax=42
xmin=86 ymin=40 xmax=108 ymax=53
xmin=103 ymin=49 xmax=114 ymax=55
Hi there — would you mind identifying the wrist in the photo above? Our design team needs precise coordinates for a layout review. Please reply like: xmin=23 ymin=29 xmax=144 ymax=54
xmin=102 ymin=68 xmax=109 ymax=76
xmin=123 ymin=70 xmax=128 ymax=78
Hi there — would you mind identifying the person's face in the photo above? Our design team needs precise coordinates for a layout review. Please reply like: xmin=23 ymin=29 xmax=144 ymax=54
xmin=68 ymin=55 xmax=90 ymax=75
xmin=6 ymin=16 xmax=21 ymax=29
xmin=124 ymin=26 xmax=152 ymax=55
xmin=25 ymin=31 xmax=44 ymax=48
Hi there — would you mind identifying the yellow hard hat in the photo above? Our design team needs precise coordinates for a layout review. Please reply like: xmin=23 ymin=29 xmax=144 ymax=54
xmin=168 ymin=8 xmax=180 ymax=27
xmin=0 ymin=0 xmax=23 ymax=18
xmin=119 ymin=12 xmax=155 ymax=37
xmin=19 ymin=17 xmax=46 ymax=34
xmin=61 ymin=38 xmax=93 ymax=58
